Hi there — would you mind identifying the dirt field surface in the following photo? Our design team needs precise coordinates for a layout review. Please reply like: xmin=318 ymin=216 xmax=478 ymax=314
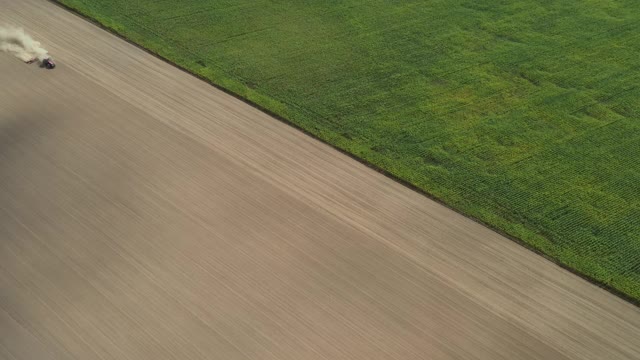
xmin=1 ymin=1 xmax=639 ymax=359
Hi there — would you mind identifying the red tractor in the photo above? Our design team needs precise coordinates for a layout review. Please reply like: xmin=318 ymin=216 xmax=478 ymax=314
xmin=25 ymin=57 xmax=56 ymax=69
xmin=42 ymin=57 xmax=55 ymax=69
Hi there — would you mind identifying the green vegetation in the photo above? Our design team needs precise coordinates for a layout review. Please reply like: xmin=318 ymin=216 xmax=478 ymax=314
xmin=57 ymin=0 xmax=640 ymax=301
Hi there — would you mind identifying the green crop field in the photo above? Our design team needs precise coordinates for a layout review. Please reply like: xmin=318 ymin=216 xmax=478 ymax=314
xmin=57 ymin=0 xmax=640 ymax=301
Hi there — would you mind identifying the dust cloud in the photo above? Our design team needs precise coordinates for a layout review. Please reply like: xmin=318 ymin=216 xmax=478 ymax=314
xmin=0 ymin=26 xmax=49 ymax=62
